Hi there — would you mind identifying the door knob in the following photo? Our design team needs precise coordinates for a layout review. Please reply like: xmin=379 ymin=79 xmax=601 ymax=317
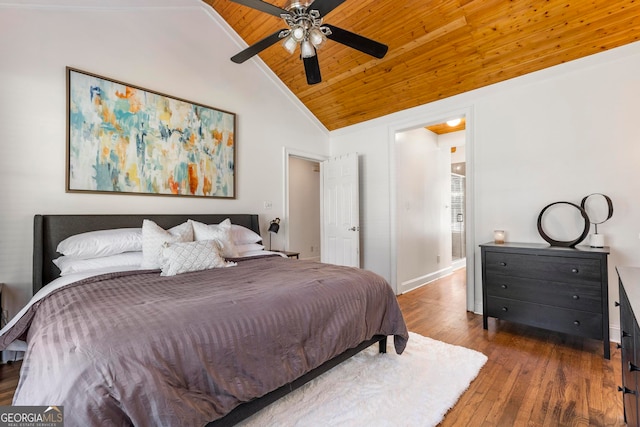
xmin=348 ymin=226 xmax=359 ymax=231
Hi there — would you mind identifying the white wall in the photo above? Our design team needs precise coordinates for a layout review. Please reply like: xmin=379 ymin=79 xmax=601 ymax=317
xmin=439 ymin=131 xmax=466 ymax=164
xmin=395 ymin=128 xmax=451 ymax=293
xmin=330 ymin=41 xmax=640 ymax=338
xmin=0 ymin=0 xmax=329 ymax=315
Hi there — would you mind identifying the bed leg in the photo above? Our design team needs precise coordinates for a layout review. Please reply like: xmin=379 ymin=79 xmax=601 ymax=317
xmin=379 ymin=336 xmax=387 ymax=353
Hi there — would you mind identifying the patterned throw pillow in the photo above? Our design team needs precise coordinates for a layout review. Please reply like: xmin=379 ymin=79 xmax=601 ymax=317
xmin=161 ymin=240 xmax=236 ymax=276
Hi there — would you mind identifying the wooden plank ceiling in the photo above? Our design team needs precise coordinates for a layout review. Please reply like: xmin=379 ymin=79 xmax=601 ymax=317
xmin=427 ymin=118 xmax=466 ymax=134
xmin=204 ymin=0 xmax=640 ymax=131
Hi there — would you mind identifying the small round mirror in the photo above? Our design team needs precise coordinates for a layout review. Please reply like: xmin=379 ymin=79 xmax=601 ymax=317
xmin=580 ymin=193 xmax=613 ymax=226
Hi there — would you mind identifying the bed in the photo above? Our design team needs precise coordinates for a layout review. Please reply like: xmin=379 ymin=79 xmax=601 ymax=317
xmin=0 ymin=213 xmax=409 ymax=426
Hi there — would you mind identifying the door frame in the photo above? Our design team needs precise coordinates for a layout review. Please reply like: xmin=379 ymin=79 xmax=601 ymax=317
xmin=283 ymin=147 xmax=328 ymax=253
xmin=388 ymin=105 xmax=476 ymax=312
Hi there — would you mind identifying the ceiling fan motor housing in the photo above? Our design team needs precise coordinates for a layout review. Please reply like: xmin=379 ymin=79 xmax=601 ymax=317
xmin=286 ymin=0 xmax=312 ymax=10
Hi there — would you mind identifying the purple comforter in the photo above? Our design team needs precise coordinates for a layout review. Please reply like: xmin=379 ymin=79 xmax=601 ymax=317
xmin=2 ymin=256 xmax=408 ymax=426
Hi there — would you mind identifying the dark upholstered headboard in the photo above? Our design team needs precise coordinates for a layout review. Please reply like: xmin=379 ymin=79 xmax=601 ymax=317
xmin=33 ymin=214 xmax=260 ymax=295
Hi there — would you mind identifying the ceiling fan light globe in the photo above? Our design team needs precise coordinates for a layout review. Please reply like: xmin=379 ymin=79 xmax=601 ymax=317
xmin=282 ymin=35 xmax=298 ymax=54
xmin=291 ymin=26 xmax=306 ymax=41
xmin=309 ymin=28 xmax=325 ymax=47
xmin=300 ymin=40 xmax=316 ymax=58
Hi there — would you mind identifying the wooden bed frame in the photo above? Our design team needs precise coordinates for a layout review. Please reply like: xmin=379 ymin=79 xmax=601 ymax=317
xmin=32 ymin=213 xmax=387 ymax=426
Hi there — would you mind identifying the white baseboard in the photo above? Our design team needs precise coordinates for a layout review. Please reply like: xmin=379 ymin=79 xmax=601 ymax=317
xmin=399 ymin=267 xmax=453 ymax=294
xmin=474 ymin=301 xmax=483 ymax=315
xmin=452 ymin=258 xmax=467 ymax=270
xmin=610 ymin=325 xmax=620 ymax=344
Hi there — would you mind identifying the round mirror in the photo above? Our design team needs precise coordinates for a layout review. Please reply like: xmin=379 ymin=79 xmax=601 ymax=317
xmin=580 ymin=193 xmax=613 ymax=226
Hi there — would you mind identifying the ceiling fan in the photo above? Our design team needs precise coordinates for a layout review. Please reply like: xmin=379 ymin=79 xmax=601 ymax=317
xmin=229 ymin=0 xmax=388 ymax=85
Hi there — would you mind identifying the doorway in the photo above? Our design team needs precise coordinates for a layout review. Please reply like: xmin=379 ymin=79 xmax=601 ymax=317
xmin=390 ymin=110 xmax=474 ymax=312
xmin=285 ymin=150 xmax=362 ymax=266
xmin=451 ymin=170 xmax=466 ymax=269
xmin=284 ymin=149 xmax=326 ymax=261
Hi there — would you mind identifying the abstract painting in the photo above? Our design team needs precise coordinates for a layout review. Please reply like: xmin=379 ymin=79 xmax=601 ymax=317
xmin=66 ymin=67 xmax=236 ymax=198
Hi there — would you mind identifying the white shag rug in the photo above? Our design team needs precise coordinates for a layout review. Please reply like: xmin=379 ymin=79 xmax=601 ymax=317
xmin=238 ymin=332 xmax=488 ymax=427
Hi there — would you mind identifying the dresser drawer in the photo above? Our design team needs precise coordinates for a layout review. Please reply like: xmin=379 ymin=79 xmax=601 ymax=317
xmin=485 ymin=252 xmax=601 ymax=284
xmin=484 ymin=275 xmax=602 ymax=313
xmin=486 ymin=296 xmax=603 ymax=340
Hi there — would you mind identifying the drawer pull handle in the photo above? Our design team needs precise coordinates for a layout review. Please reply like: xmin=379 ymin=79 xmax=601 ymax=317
xmin=623 ymin=331 xmax=632 ymax=338
xmin=630 ymin=362 xmax=640 ymax=372
xmin=619 ymin=386 xmax=637 ymax=395
xmin=615 ymin=301 xmax=620 ymax=307
xmin=501 ymin=307 xmax=508 ymax=312
xmin=500 ymin=262 xmax=507 ymax=267
xmin=501 ymin=284 xmax=508 ymax=289
xmin=572 ymin=295 xmax=579 ymax=300
xmin=573 ymin=320 xmax=580 ymax=326
xmin=571 ymin=268 xmax=579 ymax=273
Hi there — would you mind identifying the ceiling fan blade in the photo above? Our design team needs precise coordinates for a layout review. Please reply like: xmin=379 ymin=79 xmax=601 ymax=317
xmin=308 ymin=0 xmax=347 ymax=18
xmin=324 ymin=24 xmax=388 ymax=59
xmin=231 ymin=29 xmax=286 ymax=64
xmin=229 ymin=0 xmax=288 ymax=18
xmin=303 ymin=55 xmax=322 ymax=85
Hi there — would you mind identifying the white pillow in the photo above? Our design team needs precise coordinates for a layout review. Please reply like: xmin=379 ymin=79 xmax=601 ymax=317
xmin=53 ymin=252 xmax=143 ymax=276
xmin=141 ymin=220 xmax=193 ymax=269
xmin=235 ymin=243 xmax=265 ymax=256
xmin=231 ymin=224 xmax=262 ymax=245
xmin=189 ymin=218 xmax=238 ymax=258
xmin=161 ymin=240 xmax=236 ymax=276
xmin=56 ymin=228 xmax=142 ymax=259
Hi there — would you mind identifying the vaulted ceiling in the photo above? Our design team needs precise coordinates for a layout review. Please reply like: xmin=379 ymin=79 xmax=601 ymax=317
xmin=204 ymin=0 xmax=640 ymax=131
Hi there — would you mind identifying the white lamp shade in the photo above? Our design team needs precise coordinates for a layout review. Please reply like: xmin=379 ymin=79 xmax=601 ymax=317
xmin=309 ymin=28 xmax=325 ymax=47
xmin=282 ymin=35 xmax=298 ymax=54
xmin=300 ymin=40 xmax=316 ymax=58
xmin=291 ymin=26 xmax=305 ymax=42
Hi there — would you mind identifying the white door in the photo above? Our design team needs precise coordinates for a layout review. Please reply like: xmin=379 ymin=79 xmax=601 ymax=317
xmin=321 ymin=153 xmax=360 ymax=267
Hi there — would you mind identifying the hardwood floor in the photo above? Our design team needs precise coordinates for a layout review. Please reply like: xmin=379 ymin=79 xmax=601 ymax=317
xmin=0 ymin=268 xmax=625 ymax=425
xmin=397 ymin=268 xmax=625 ymax=427
xmin=0 ymin=357 xmax=20 ymax=405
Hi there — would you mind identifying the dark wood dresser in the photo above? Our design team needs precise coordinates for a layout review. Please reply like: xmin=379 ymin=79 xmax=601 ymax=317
xmin=617 ymin=266 xmax=640 ymax=426
xmin=480 ymin=242 xmax=610 ymax=359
